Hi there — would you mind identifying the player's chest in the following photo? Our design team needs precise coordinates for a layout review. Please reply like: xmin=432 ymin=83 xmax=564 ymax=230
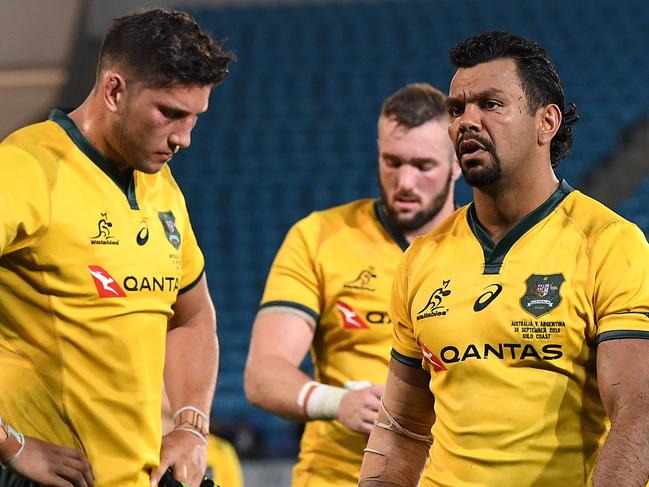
xmin=410 ymin=237 xmax=591 ymax=369
xmin=318 ymin=243 xmax=399 ymax=337
xmin=33 ymin=179 xmax=184 ymax=300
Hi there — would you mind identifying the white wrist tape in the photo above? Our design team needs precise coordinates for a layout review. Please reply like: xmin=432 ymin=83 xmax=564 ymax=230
xmin=296 ymin=381 xmax=347 ymax=420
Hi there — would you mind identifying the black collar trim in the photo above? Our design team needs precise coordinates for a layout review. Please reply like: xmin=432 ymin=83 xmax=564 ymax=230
xmin=374 ymin=201 xmax=410 ymax=251
xmin=49 ymin=108 xmax=139 ymax=210
xmin=467 ymin=180 xmax=574 ymax=274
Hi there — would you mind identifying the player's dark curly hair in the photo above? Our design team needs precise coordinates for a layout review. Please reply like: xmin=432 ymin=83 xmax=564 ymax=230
xmin=98 ymin=8 xmax=234 ymax=88
xmin=381 ymin=83 xmax=448 ymax=128
xmin=450 ymin=31 xmax=578 ymax=167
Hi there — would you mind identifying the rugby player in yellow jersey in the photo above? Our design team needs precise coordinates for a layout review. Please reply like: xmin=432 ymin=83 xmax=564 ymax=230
xmin=359 ymin=31 xmax=649 ymax=487
xmin=0 ymin=9 xmax=233 ymax=487
xmin=244 ymin=83 xmax=460 ymax=486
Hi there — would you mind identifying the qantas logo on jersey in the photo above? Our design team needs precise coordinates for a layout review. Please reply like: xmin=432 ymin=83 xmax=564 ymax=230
xmin=416 ymin=280 xmax=451 ymax=320
xmin=88 ymin=265 xmax=126 ymax=297
xmin=418 ymin=340 xmax=447 ymax=372
xmin=123 ymin=275 xmax=179 ymax=292
xmin=336 ymin=301 xmax=370 ymax=329
xmin=438 ymin=342 xmax=563 ymax=364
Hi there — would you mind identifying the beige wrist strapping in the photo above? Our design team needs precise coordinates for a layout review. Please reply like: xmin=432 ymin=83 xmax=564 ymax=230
xmin=373 ymin=398 xmax=433 ymax=447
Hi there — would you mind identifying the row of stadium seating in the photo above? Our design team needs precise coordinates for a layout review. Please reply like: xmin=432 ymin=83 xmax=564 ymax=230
xmin=169 ymin=0 xmax=649 ymax=457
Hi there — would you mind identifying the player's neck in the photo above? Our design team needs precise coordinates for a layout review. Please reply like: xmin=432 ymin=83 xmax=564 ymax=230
xmin=68 ymin=96 xmax=130 ymax=172
xmin=472 ymin=169 xmax=560 ymax=244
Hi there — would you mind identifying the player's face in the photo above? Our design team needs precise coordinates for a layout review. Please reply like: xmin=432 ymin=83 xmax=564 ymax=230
xmin=111 ymin=83 xmax=210 ymax=173
xmin=378 ymin=116 xmax=457 ymax=233
xmin=446 ymin=58 xmax=538 ymax=187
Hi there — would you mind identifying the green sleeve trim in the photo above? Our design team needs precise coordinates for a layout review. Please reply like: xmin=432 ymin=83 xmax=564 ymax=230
xmin=391 ymin=349 xmax=422 ymax=368
xmin=259 ymin=300 xmax=320 ymax=323
xmin=178 ymin=268 xmax=204 ymax=295
xmin=597 ymin=330 xmax=649 ymax=343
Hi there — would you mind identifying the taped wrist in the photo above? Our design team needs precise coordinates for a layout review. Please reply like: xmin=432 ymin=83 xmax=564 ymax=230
xmin=358 ymin=400 xmax=432 ymax=487
xmin=0 ymin=419 xmax=25 ymax=469
xmin=296 ymin=381 xmax=347 ymax=419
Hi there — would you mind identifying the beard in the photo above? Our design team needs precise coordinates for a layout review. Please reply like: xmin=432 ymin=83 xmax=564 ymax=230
xmin=380 ymin=167 xmax=453 ymax=234
xmin=457 ymin=135 xmax=502 ymax=187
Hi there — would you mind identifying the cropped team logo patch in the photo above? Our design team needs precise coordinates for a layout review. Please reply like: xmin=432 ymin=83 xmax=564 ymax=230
xmin=344 ymin=266 xmax=377 ymax=291
xmin=336 ymin=301 xmax=369 ymax=329
xmin=88 ymin=265 xmax=126 ymax=297
xmin=418 ymin=340 xmax=447 ymax=372
xmin=416 ymin=280 xmax=452 ymax=321
xmin=158 ymin=211 xmax=181 ymax=249
xmin=90 ymin=212 xmax=119 ymax=246
xmin=520 ymin=274 xmax=564 ymax=317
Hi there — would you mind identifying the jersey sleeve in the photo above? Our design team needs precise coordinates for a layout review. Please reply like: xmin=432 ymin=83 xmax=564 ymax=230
xmin=0 ymin=146 xmax=51 ymax=255
xmin=259 ymin=215 xmax=321 ymax=322
xmin=390 ymin=249 xmax=423 ymax=366
xmin=177 ymin=194 xmax=205 ymax=293
xmin=590 ymin=221 xmax=649 ymax=342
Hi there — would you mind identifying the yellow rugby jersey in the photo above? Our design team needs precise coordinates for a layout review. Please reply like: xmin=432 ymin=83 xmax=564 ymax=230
xmin=205 ymin=435 xmax=244 ymax=487
xmin=390 ymin=181 xmax=649 ymax=487
xmin=0 ymin=109 xmax=204 ymax=486
xmin=260 ymin=199 xmax=408 ymax=486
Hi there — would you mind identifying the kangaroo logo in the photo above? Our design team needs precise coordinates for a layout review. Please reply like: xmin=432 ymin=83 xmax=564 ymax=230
xmin=344 ymin=266 xmax=377 ymax=291
xmin=416 ymin=280 xmax=452 ymax=320
xmin=90 ymin=212 xmax=119 ymax=246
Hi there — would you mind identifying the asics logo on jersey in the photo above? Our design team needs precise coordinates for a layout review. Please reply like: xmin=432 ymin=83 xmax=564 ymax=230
xmin=473 ymin=284 xmax=503 ymax=312
xmin=88 ymin=265 xmax=126 ymax=297
xmin=136 ymin=221 xmax=149 ymax=246
xmin=336 ymin=301 xmax=369 ymax=329
xmin=416 ymin=280 xmax=451 ymax=320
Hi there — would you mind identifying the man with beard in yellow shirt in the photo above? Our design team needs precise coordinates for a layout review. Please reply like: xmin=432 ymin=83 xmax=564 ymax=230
xmin=245 ymin=83 xmax=460 ymax=486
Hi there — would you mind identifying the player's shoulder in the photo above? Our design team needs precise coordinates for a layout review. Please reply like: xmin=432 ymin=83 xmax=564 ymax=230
xmin=559 ymin=189 xmax=644 ymax=241
xmin=0 ymin=118 xmax=66 ymax=181
xmin=295 ymin=198 xmax=375 ymax=231
xmin=408 ymin=205 xmax=470 ymax=255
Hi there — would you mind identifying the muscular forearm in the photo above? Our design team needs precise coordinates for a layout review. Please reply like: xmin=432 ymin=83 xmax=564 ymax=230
xmin=165 ymin=315 xmax=218 ymax=416
xmin=244 ymin=354 xmax=312 ymax=420
xmin=359 ymin=358 xmax=434 ymax=487
xmin=593 ymin=411 xmax=649 ymax=486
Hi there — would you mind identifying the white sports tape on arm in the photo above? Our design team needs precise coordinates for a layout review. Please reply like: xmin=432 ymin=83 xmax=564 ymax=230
xmin=296 ymin=380 xmax=348 ymax=419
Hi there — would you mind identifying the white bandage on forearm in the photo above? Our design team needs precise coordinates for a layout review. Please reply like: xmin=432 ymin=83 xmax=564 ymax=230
xmin=296 ymin=381 xmax=347 ymax=419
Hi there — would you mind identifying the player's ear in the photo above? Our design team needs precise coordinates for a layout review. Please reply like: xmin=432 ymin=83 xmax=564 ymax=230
xmin=537 ymin=104 xmax=561 ymax=148
xmin=101 ymin=70 xmax=127 ymax=113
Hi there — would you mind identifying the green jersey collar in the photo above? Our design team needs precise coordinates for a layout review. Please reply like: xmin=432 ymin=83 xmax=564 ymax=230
xmin=49 ymin=108 xmax=139 ymax=210
xmin=467 ymin=180 xmax=574 ymax=275
xmin=374 ymin=201 xmax=410 ymax=251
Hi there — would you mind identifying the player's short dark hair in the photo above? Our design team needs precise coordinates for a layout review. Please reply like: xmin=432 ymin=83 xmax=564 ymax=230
xmin=380 ymin=83 xmax=448 ymax=128
xmin=449 ymin=31 xmax=578 ymax=167
xmin=98 ymin=8 xmax=234 ymax=88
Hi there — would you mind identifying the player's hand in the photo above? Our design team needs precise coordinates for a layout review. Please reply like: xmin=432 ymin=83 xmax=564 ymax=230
xmin=9 ymin=436 xmax=94 ymax=487
xmin=150 ymin=429 xmax=207 ymax=487
xmin=337 ymin=383 xmax=385 ymax=434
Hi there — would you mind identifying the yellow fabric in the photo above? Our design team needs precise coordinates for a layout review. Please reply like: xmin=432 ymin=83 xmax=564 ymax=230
xmin=205 ymin=435 xmax=243 ymax=487
xmin=391 ymin=183 xmax=649 ymax=486
xmin=0 ymin=111 xmax=204 ymax=486
xmin=261 ymin=199 xmax=405 ymax=486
